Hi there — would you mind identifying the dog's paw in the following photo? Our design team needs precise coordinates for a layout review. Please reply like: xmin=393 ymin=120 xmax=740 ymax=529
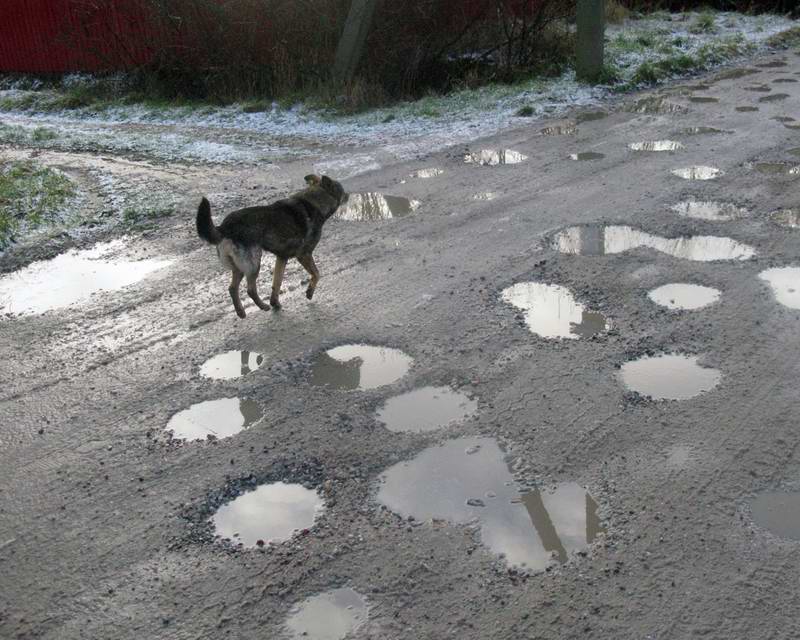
xmin=236 ymin=308 xmax=247 ymax=319
xmin=306 ymin=288 xmax=315 ymax=300
xmin=270 ymin=299 xmax=282 ymax=311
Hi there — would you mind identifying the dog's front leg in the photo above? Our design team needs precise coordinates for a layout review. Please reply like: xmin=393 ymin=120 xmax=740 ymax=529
xmin=270 ymin=257 xmax=287 ymax=310
xmin=229 ymin=269 xmax=246 ymax=318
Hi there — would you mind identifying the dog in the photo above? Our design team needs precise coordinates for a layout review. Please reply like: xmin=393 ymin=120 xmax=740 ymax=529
xmin=196 ymin=174 xmax=348 ymax=318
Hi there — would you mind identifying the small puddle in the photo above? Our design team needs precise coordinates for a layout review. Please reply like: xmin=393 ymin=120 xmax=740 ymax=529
xmin=473 ymin=192 xmax=497 ymax=201
xmin=670 ymin=200 xmax=749 ymax=221
xmin=772 ymin=116 xmax=796 ymax=123
xmin=682 ymin=127 xmax=732 ymax=135
xmin=576 ymin=110 xmax=608 ymax=123
xmin=629 ymin=140 xmax=685 ymax=152
xmin=715 ymin=68 xmax=759 ymax=80
xmin=553 ymin=225 xmax=755 ymax=262
xmin=748 ymin=492 xmax=800 ymax=540
xmin=759 ymin=267 xmax=800 ymax=309
xmin=200 ymin=351 xmax=264 ymax=380
xmin=285 ymin=588 xmax=368 ymax=640
xmin=757 ymin=60 xmax=788 ymax=68
xmin=501 ymin=282 xmax=610 ymax=339
xmin=666 ymin=445 xmax=693 ymax=468
xmin=376 ymin=386 xmax=478 ymax=433
xmin=310 ymin=344 xmax=413 ymax=390
xmin=743 ymin=85 xmax=772 ymax=93
xmin=672 ymin=166 xmax=723 ymax=180
xmin=166 ymin=397 xmax=263 ymax=441
xmin=760 ymin=93 xmax=790 ymax=103
xmin=689 ymin=96 xmax=720 ymax=103
xmin=0 ymin=240 xmax=171 ymax=315
xmin=773 ymin=78 xmax=799 ymax=84
xmin=785 ymin=122 xmax=800 ymax=130
xmin=752 ymin=162 xmax=797 ymax=175
xmin=210 ymin=482 xmax=323 ymax=547
xmin=376 ymin=437 xmax=604 ymax=571
xmin=625 ymin=97 xmax=687 ymax=115
xmin=736 ymin=106 xmax=759 ymax=112
xmin=619 ymin=354 xmax=721 ymax=400
xmin=464 ymin=149 xmax=528 ymax=166
xmin=769 ymin=209 xmax=800 ymax=228
xmin=570 ymin=152 xmax=605 ymax=161
xmin=788 ymin=147 xmax=800 ymax=157
xmin=410 ymin=168 xmax=444 ymax=179
xmin=540 ymin=123 xmax=577 ymax=136
xmin=336 ymin=193 xmax=420 ymax=221
xmin=648 ymin=284 xmax=721 ymax=310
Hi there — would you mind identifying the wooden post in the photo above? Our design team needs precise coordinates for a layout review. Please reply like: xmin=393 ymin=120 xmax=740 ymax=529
xmin=576 ymin=0 xmax=605 ymax=83
xmin=333 ymin=0 xmax=380 ymax=84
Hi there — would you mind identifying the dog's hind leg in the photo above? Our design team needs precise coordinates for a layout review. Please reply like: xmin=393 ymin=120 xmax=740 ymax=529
xmin=246 ymin=269 xmax=271 ymax=312
xmin=229 ymin=269 xmax=247 ymax=318
xmin=270 ymin=257 xmax=287 ymax=310
xmin=297 ymin=254 xmax=320 ymax=300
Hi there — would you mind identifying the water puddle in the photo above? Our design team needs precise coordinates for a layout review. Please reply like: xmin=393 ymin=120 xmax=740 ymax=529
xmin=473 ymin=192 xmax=497 ymax=201
xmin=376 ymin=437 xmax=604 ymax=571
xmin=682 ymin=127 xmax=732 ymax=135
xmin=772 ymin=116 xmax=796 ymax=123
xmin=688 ymin=96 xmax=720 ymax=103
xmin=200 ymin=351 xmax=264 ymax=380
xmin=0 ymin=240 xmax=171 ymax=315
xmin=736 ymin=106 xmax=759 ymax=112
xmin=464 ymin=149 xmax=528 ymax=166
xmin=773 ymin=78 xmax=798 ymax=84
xmin=570 ymin=152 xmax=605 ymax=161
xmin=769 ymin=209 xmax=800 ymax=228
xmin=788 ymin=147 xmax=800 ymax=157
xmin=336 ymin=193 xmax=420 ymax=221
xmin=670 ymin=200 xmax=749 ymax=221
xmin=752 ymin=162 xmax=798 ymax=175
xmin=410 ymin=168 xmax=444 ymax=179
xmin=672 ymin=166 xmax=723 ymax=180
xmin=785 ymin=122 xmax=800 ymax=130
xmin=625 ymin=97 xmax=687 ymax=115
xmin=748 ymin=492 xmax=800 ymax=540
xmin=648 ymin=284 xmax=721 ymax=310
xmin=376 ymin=386 xmax=478 ymax=433
xmin=553 ymin=225 xmax=755 ymax=262
xmin=285 ymin=588 xmax=368 ymax=640
xmin=210 ymin=482 xmax=323 ymax=547
xmin=743 ymin=85 xmax=772 ymax=93
xmin=757 ymin=60 xmax=788 ymax=68
xmin=759 ymin=267 xmax=800 ymax=309
xmin=540 ymin=123 xmax=577 ymax=136
xmin=166 ymin=397 xmax=263 ymax=441
xmin=501 ymin=282 xmax=610 ymax=339
xmin=666 ymin=445 xmax=693 ymax=468
xmin=629 ymin=140 xmax=684 ymax=152
xmin=619 ymin=354 xmax=721 ymax=400
xmin=760 ymin=93 xmax=790 ymax=103
xmin=715 ymin=68 xmax=759 ymax=80
xmin=310 ymin=344 xmax=413 ymax=390
xmin=576 ymin=110 xmax=608 ymax=123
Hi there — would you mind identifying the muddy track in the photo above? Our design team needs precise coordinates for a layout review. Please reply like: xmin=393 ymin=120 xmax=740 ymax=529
xmin=2 ymin=50 xmax=800 ymax=640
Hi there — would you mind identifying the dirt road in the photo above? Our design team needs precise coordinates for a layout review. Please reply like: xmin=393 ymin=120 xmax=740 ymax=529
xmin=2 ymin=50 xmax=800 ymax=640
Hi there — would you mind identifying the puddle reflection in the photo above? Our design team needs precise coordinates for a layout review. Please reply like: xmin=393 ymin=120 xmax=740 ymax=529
xmin=648 ymin=283 xmax=721 ymax=310
xmin=464 ymin=149 xmax=528 ymax=166
xmin=376 ymin=386 xmax=478 ymax=432
xmin=336 ymin=193 xmax=420 ymax=221
xmin=759 ymin=267 xmax=800 ymax=309
xmin=200 ymin=350 xmax=264 ymax=380
xmin=285 ymin=588 xmax=368 ymax=640
xmin=310 ymin=344 xmax=413 ymax=390
xmin=166 ymin=397 xmax=263 ymax=441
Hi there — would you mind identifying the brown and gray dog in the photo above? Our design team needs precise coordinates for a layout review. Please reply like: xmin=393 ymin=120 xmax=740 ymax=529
xmin=196 ymin=174 xmax=348 ymax=317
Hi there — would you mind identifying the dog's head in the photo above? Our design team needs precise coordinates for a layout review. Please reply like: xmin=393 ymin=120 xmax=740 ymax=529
xmin=305 ymin=174 xmax=349 ymax=212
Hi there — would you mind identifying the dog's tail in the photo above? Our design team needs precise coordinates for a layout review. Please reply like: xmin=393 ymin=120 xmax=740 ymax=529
xmin=196 ymin=197 xmax=222 ymax=245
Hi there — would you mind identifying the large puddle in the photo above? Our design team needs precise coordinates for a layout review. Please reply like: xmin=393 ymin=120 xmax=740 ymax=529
xmin=0 ymin=240 xmax=172 ymax=315
xmin=166 ymin=397 xmax=263 ymax=441
xmin=211 ymin=482 xmax=323 ymax=547
xmin=619 ymin=354 xmax=721 ymax=400
xmin=770 ymin=209 xmax=800 ymax=229
xmin=553 ymin=225 xmax=756 ymax=262
xmin=629 ymin=140 xmax=684 ymax=152
xmin=759 ymin=267 xmax=800 ymax=309
xmin=648 ymin=283 xmax=721 ymax=310
xmin=464 ymin=149 xmax=528 ymax=166
xmin=672 ymin=166 xmax=724 ymax=180
xmin=200 ymin=351 xmax=264 ymax=380
xmin=285 ymin=588 xmax=368 ymax=640
xmin=376 ymin=386 xmax=478 ymax=433
xmin=625 ymin=97 xmax=687 ymax=114
xmin=748 ymin=492 xmax=800 ymax=540
xmin=501 ymin=282 xmax=610 ymax=339
xmin=376 ymin=437 xmax=604 ymax=571
xmin=335 ymin=193 xmax=420 ymax=221
xmin=671 ymin=200 xmax=749 ymax=221
xmin=310 ymin=344 xmax=413 ymax=390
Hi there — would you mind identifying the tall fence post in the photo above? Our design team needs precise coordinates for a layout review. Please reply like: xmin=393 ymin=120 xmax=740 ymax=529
xmin=576 ymin=0 xmax=605 ymax=83
xmin=333 ymin=0 xmax=380 ymax=84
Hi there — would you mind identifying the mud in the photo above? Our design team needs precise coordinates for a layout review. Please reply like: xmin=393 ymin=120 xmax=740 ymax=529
xmin=672 ymin=166 xmax=724 ymax=180
xmin=464 ymin=149 xmax=527 ymax=166
xmin=310 ymin=344 xmax=413 ymax=390
xmin=376 ymin=437 xmax=603 ymax=572
xmin=670 ymin=200 xmax=749 ymax=221
xmin=165 ymin=397 xmax=263 ymax=441
xmin=336 ymin=193 xmax=421 ymax=221
xmin=211 ymin=482 xmax=324 ymax=547
xmin=747 ymin=492 xmax=800 ymax=540
xmin=285 ymin=588 xmax=368 ymax=640
xmin=619 ymin=354 xmax=721 ymax=400
xmin=553 ymin=225 xmax=755 ymax=261
xmin=647 ymin=283 xmax=721 ymax=310
xmin=759 ymin=267 xmax=800 ymax=309
xmin=376 ymin=386 xmax=478 ymax=433
xmin=199 ymin=350 xmax=264 ymax=380
xmin=501 ymin=282 xmax=610 ymax=339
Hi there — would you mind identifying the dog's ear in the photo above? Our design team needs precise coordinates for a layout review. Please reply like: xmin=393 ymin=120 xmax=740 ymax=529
xmin=304 ymin=174 xmax=322 ymax=186
xmin=320 ymin=175 xmax=334 ymax=190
